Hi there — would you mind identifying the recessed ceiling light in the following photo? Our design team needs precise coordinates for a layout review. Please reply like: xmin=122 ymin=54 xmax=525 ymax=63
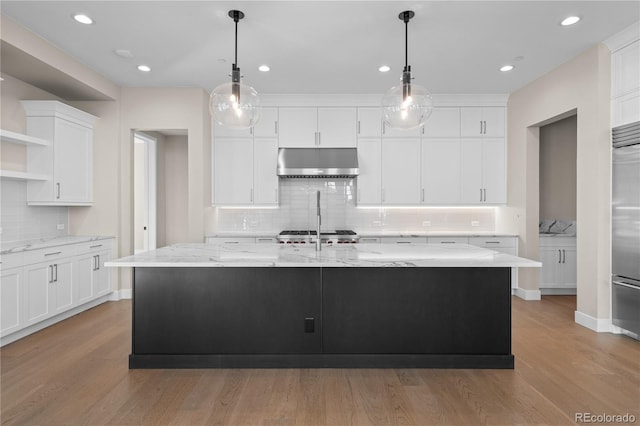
xmin=137 ymin=65 xmax=151 ymax=72
xmin=73 ymin=14 xmax=93 ymax=25
xmin=500 ymin=65 xmax=515 ymax=72
xmin=258 ymin=65 xmax=270 ymax=72
xmin=378 ymin=65 xmax=391 ymax=73
xmin=561 ymin=16 xmax=580 ymax=26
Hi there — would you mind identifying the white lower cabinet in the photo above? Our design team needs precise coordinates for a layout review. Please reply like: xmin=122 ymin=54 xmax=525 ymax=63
xmin=1 ymin=238 xmax=114 ymax=346
xmin=0 ymin=268 xmax=23 ymax=336
xmin=539 ymin=236 xmax=577 ymax=294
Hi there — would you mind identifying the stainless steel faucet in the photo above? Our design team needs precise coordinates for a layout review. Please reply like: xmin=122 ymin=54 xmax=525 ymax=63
xmin=316 ymin=190 xmax=321 ymax=252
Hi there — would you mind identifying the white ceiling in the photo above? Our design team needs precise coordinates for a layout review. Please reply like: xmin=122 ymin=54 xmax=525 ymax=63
xmin=1 ymin=1 xmax=638 ymax=95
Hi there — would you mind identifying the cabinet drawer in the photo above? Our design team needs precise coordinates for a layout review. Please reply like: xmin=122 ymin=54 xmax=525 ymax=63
xmin=255 ymin=237 xmax=277 ymax=244
xmin=427 ymin=237 xmax=469 ymax=245
xmin=0 ymin=252 xmax=24 ymax=270
xmin=381 ymin=237 xmax=427 ymax=244
xmin=76 ymin=239 xmax=114 ymax=254
xmin=468 ymin=237 xmax=516 ymax=248
xmin=206 ymin=237 xmax=255 ymax=244
xmin=22 ymin=246 xmax=77 ymax=265
xmin=358 ymin=237 xmax=381 ymax=244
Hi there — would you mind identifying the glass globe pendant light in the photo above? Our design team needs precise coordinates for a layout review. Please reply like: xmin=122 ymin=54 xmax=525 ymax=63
xmin=210 ymin=10 xmax=260 ymax=129
xmin=382 ymin=11 xmax=433 ymax=130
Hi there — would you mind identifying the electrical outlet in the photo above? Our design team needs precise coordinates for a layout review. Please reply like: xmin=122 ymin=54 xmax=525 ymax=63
xmin=422 ymin=221 xmax=431 ymax=227
xmin=471 ymin=221 xmax=480 ymax=227
xmin=57 ymin=224 xmax=65 ymax=230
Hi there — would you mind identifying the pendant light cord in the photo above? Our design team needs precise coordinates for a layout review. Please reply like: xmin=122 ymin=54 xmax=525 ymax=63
xmin=234 ymin=17 xmax=238 ymax=68
xmin=404 ymin=17 xmax=408 ymax=70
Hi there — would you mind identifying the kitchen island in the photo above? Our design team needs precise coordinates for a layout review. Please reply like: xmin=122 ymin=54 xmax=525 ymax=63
xmin=106 ymin=243 xmax=540 ymax=369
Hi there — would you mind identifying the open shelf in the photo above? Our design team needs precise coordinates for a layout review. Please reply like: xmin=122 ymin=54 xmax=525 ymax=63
xmin=0 ymin=129 xmax=50 ymax=147
xmin=0 ymin=170 xmax=49 ymax=181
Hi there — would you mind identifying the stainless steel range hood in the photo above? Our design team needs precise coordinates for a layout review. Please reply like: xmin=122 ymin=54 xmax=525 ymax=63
xmin=277 ymin=148 xmax=359 ymax=178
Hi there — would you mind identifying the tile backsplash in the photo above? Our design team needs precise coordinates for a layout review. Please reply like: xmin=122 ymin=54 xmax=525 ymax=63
xmin=215 ymin=178 xmax=496 ymax=233
xmin=1 ymin=180 xmax=68 ymax=242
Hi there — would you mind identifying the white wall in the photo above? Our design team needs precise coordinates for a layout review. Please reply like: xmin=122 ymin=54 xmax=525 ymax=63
xmin=162 ymin=135 xmax=189 ymax=246
xmin=504 ymin=43 xmax=611 ymax=323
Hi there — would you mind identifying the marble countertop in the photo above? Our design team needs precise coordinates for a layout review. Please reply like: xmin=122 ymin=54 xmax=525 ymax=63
xmin=539 ymin=233 xmax=576 ymax=237
xmin=106 ymin=243 xmax=541 ymax=268
xmin=206 ymin=232 xmax=518 ymax=239
xmin=1 ymin=235 xmax=115 ymax=255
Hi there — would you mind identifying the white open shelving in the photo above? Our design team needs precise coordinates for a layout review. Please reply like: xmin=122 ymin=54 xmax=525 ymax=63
xmin=1 ymin=129 xmax=52 ymax=181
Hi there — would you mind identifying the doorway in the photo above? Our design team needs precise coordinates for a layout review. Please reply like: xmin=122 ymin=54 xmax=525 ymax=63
xmin=134 ymin=132 xmax=157 ymax=253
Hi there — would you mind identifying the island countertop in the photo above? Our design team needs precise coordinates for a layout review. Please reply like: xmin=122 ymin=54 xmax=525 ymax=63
xmin=105 ymin=243 xmax=541 ymax=268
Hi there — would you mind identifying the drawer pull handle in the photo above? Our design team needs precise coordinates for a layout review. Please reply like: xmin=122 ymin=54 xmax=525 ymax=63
xmin=440 ymin=241 xmax=456 ymax=244
xmin=485 ymin=241 xmax=501 ymax=244
xmin=224 ymin=241 xmax=239 ymax=244
xmin=45 ymin=251 xmax=62 ymax=256
xmin=396 ymin=241 xmax=412 ymax=244
xmin=90 ymin=244 xmax=103 ymax=248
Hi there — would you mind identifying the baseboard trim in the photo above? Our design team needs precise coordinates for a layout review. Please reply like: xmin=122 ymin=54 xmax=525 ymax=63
xmin=109 ymin=289 xmax=132 ymax=300
xmin=513 ymin=287 xmax=541 ymax=301
xmin=1 ymin=294 xmax=112 ymax=347
xmin=574 ymin=310 xmax=614 ymax=332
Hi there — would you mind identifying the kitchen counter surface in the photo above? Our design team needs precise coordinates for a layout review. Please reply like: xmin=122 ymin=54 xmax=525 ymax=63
xmin=206 ymin=232 xmax=279 ymax=238
xmin=539 ymin=233 xmax=576 ymax=237
xmin=1 ymin=235 xmax=115 ymax=255
xmin=106 ymin=243 xmax=540 ymax=268
xmin=357 ymin=232 xmax=519 ymax=238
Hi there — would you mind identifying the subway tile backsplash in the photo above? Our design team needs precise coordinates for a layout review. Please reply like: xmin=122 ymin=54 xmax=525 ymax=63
xmin=215 ymin=178 xmax=495 ymax=233
xmin=1 ymin=180 xmax=69 ymax=242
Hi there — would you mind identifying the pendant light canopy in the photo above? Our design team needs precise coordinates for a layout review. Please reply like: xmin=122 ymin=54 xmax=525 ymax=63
xmin=381 ymin=11 xmax=433 ymax=130
xmin=210 ymin=10 xmax=260 ymax=129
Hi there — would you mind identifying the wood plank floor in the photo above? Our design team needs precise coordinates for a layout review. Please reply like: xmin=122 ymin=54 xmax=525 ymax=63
xmin=1 ymin=296 xmax=638 ymax=425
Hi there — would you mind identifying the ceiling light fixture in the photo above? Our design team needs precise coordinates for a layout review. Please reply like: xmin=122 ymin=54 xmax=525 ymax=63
xmin=561 ymin=16 xmax=581 ymax=26
xmin=137 ymin=65 xmax=151 ymax=72
xmin=378 ymin=65 xmax=391 ymax=73
xmin=500 ymin=65 xmax=514 ymax=72
xmin=210 ymin=10 xmax=260 ymax=129
xmin=73 ymin=14 xmax=93 ymax=25
xmin=258 ymin=65 xmax=270 ymax=72
xmin=381 ymin=11 xmax=432 ymax=130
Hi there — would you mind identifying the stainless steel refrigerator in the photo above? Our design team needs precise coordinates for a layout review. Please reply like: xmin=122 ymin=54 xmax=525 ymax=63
xmin=612 ymin=121 xmax=640 ymax=339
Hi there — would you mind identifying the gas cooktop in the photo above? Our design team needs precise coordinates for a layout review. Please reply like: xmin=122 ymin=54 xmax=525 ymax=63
xmin=277 ymin=230 xmax=359 ymax=244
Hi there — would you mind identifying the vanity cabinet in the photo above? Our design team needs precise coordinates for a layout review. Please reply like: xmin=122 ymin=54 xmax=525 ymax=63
xmin=21 ymin=101 xmax=98 ymax=206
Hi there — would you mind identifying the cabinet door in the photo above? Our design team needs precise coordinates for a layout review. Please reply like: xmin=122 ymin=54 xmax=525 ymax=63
xmin=53 ymin=118 xmax=93 ymax=202
xmin=1 ymin=268 xmax=22 ymax=336
xmin=356 ymin=138 xmax=381 ymax=204
xmin=382 ymin=121 xmax=421 ymax=138
xmin=278 ymin=108 xmax=317 ymax=147
xmin=460 ymin=108 xmax=484 ymax=137
xmin=213 ymin=138 xmax=254 ymax=205
xmin=422 ymin=108 xmax=460 ymax=137
xmin=24 ymin=263 xmax=53 ymax=326
xmin=539 ymin=248 xmax=560 ymax=287
xmin=253 ymin=138 xmax=279 ymax=205
xmin=76 ymin=254 xmax=96 ymax=305
xmin=482 ymin=138 xmax=506 ymax=203
xmin=317 ymin=107 xmax=356 ymax=147
xmin=558 ymin=247 xmax=577 ymax=288
xmin=381 ymin=139 xmax=421 ymax=204
xmin=357 ymin=107 xmax=382 ymax=138
xmin=460 ymin=139 xmax=483 ymax=203
xmin=94 ymin=252 xmax=112 ymax=297
xmin=52 ymin=259 xmax=74 ymax=314
xmin=213 ymin=123 xmax=252 ymax=138
xmin=482 ymin=108 xmax=505 ymax=137
xmin=253 ymin=107 xmax=279 ymax=138
xmin=422 ymin=139 xmax=461 ymax=204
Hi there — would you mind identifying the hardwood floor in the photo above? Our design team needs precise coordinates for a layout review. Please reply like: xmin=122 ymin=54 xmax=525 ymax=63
xmin=1 ymin=296 xmax=638 ymax=425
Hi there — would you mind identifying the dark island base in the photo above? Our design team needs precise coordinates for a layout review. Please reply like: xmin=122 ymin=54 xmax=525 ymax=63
xmin=131 ymin=266 xmax=513 ymax=369
xmin=130 ymin=354 xmax=514 ymax=369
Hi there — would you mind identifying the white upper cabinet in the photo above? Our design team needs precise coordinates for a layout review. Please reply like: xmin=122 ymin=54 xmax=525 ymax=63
xmin=461 ymin=138 xmax=506 ymax=204
xmin=421 ymin=139 xmax=461 ymax=204
xmin=213 ymin=138 xmax=254 ymax=205
xmin=317 ymin=108 xmax=357 ymax=147
xmin=422 ymin=108 xmax=460 ymax=138
xmin=278 ymin=107 xmax=356 ymax=147
xmin=213 ymin=137 xmax=279 ymax=206
xmin=382 ymin=121 xmax=421 ymax=138
xmin=381 ymin=138 xmax=421 ymax=205
xmin=356 ymin=138 xmax=382 ymax=205
xmin=21 ymin=101 xmax=97 ymax=206
xmin=357 ymin=107 xmax=382 ymax=138
xmin=214 ymin=107 xmax=278 ymax=138
xmin=460 ymin=107 xmax=505 ymax=137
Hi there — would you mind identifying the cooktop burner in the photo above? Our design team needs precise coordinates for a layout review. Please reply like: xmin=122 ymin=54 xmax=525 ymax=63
xmin=277 ymin=230 xmax=359 ymax=244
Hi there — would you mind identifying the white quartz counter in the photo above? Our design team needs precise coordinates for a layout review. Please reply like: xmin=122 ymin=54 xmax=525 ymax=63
xmin=1 ymin=235 xmax=115 ymax=255
xmin=106 ymin=243 xmax=541 ymax=268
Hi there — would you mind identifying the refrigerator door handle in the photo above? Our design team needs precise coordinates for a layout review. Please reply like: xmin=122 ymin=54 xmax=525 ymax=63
xmin=613 ymin=280 xmax=640 ymax=290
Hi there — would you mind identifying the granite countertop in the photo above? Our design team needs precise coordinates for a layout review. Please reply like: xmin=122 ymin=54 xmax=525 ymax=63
xmin=1 ymin=235 xmax=115 ymax=255
xmin=105 ymin=243 xmax=541 ymax=268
